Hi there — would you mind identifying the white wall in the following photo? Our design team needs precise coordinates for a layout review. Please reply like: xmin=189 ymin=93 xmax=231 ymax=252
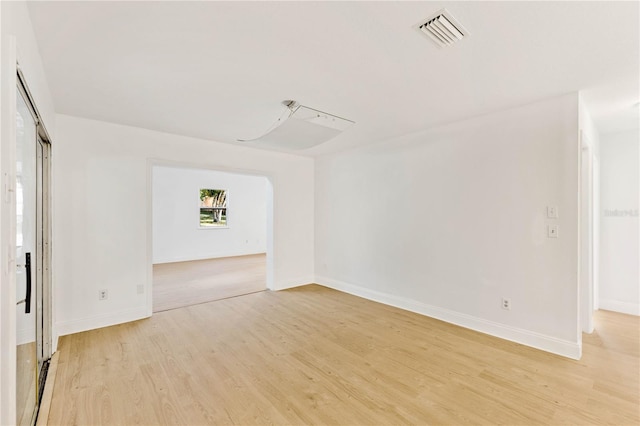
xmin=579 ymin=96 xmax=600 ymax=158
xmin=315 ymin=94 xmax=581 ymax=359
xmin=152 ymin=166 xmax=267 ymax=263
xmin=599 ymin=129 xmax=639 ymax=315
xmin=0 ymin=1 xmax=56 ymax=423
xmin=53 ymin=114 xmax=314 ymax=338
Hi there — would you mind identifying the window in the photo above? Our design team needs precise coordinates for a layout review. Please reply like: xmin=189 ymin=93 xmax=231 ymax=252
xmin=199 ymin=189 xmax=227 ymax=228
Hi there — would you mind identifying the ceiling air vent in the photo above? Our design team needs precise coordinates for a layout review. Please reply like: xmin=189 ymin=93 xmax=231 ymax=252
xmin=416 ymin=9 xmax=468 ymax=48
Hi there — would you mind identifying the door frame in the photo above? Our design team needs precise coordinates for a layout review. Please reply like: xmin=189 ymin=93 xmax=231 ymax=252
xmin=580 ymin=131 xmax=597 ymax=334
xmin=146 ymin=159 xmax=275 ymax=316
xmin=16 ymin=66 xmax=53 ymax=424
xmin=35 ymin=135 xmax=52 ymax=381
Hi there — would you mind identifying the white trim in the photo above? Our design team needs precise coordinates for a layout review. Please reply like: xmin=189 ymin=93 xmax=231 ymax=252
xmin=145 ymin=159 xmax=154 ymax=317
xmin=55 ymin=307 xmax=149 ymax=337
xmin=315 ymin=276 xmax=582 ymax=360
xmin=0 ymin=35 xmax=18 ymax=426
xmin=273 ymin=276 xmax=314 ymax=291
xmin=579 ymin=133 xmax=595 ymax=334
xmin=153 ymin=251 xmax=267 ymax=265
xmin=599 ymin=300 xmax=640 ymax=316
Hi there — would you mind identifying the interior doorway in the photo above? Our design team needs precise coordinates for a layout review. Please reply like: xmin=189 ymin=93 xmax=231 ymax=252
xmin=15 ymin=71 xmax=52 ymax=425
xmin=150 ymin=165 xmax=271 ymax=312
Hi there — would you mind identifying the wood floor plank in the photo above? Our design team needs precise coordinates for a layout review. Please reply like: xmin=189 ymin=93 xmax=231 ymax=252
xmin=46 ymin=285 xmax=640 ymax=425
xmin=153 ymin=254 xmax=267 ymax=312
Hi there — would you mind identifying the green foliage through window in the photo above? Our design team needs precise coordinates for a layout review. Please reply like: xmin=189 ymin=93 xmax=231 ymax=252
xmin=199 ymin=188 xmax=227 ymax=227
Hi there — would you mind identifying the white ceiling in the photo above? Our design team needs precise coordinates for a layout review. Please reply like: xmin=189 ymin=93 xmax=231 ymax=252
xmin=27 ymin=1 xmax=639 ymax=156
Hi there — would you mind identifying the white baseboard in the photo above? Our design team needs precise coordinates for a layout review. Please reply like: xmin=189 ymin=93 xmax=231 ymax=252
xmin=55 ymin=277 xmax=309 ymax=338
xmin=599 ymin=299 xmax=640 ymax=316
xmin=315 ymin=276 xmax=582 ymax=360
xmin=272 ymin=276 xmax=314 ymax=291
xmin=55 ymin=306 xmax=150 ymax=337
xmin=153 ymin=250 xmax=267 ymax=265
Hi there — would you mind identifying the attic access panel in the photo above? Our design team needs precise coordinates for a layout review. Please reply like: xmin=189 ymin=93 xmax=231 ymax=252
xmin=255 ymin=105 xmax=354 ymax=150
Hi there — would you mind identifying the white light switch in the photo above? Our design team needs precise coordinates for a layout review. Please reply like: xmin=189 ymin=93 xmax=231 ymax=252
xmin=547 ymin=206 xmax=558 ymax=218
xmin=548 ymin=224 xmax=559 ymax=238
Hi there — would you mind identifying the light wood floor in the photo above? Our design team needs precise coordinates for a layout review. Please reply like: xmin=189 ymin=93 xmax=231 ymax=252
xmin=153 ymin=254 xmax=266 ymax=312
xmin=46 ymin=285 xmax=639 ymax=425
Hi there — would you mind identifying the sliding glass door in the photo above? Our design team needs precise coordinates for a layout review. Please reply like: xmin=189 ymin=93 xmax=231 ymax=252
xmin=16 ymin=84 xmax=38 ymax=425
xmin=16 ymin=78 xmax=51 ymax=425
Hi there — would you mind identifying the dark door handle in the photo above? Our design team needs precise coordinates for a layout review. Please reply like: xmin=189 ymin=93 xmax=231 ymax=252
xmin=24 ymin=252 xmax=31 ymax=314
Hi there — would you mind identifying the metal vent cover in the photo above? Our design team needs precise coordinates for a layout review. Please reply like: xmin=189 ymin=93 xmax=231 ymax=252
xmin=416 ymin=9 xmax=468 ymax=48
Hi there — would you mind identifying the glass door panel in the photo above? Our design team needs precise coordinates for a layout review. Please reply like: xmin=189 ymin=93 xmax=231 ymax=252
xmin=16 ymin=87 xmax=38 ymax=425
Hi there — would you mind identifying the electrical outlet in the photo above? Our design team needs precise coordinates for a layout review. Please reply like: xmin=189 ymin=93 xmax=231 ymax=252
xmin=547 ymin=206 xmax=559 ymax=218
xmin=502 ymin=298 xmax=511 ymax=310
xmin=99 ymin=289 xmax=108 ymax=300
